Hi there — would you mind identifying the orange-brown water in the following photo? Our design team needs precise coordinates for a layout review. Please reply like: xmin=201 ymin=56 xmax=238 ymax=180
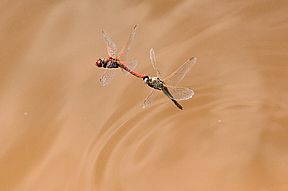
xmin=1 ymin=1 xmax=288 ymax=191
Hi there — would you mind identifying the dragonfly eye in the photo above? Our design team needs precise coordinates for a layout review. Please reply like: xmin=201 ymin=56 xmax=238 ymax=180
xmin=96 ymin=59 xmax=103 ymax=67
xmin=143 ymin=76 xmax=149 ymax=83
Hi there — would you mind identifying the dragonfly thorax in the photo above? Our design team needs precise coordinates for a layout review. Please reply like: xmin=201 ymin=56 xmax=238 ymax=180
xmin=96 ymin=57 xmax=119 ymax=69
xmin=143 ymin=76 xmax=164 ymax=90
xmin=105 ymin=58 xmax=119 ymax=69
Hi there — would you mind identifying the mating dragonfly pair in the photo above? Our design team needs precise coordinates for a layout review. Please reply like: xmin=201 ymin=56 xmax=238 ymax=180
xmin=96 ymin=25 xmax=196 ymax=110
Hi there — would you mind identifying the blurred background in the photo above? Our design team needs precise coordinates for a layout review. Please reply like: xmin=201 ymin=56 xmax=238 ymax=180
xmin=0 ymin=0 xmax=288 ymax=191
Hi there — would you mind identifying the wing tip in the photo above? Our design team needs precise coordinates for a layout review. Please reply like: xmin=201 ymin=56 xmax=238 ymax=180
xmin=101 ymin=29 xmax=105 ymax=34
xmin=189 ymin=56 xmax=197 ymax=63
xmin=133 ymin=24 xmax=138 ymax=30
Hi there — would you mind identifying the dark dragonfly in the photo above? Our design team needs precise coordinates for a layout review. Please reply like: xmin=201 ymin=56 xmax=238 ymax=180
xmin=142 ymin=48 xmax=196 ymax=110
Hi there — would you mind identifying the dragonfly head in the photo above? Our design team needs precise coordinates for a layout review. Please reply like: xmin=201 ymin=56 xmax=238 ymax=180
xmin=96 ymin=58 xmax=105 ymax=67
xmin=143 ymin=76 xmax=150 ymax=84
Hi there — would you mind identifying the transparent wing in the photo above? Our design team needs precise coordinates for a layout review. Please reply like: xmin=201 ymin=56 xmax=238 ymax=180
xmin=121 ymin=60 xmax=138 ymax=75
xmin=149 ymin=48 xmax=161 ymax=77
xmin=143 ymin=90 xmax=157 ymax=109
xmin=162 ymin=85 xmax=194 ymax=101
xmin=118 ymin=25 xmax=137 ymax=60
xmin=99 ymin=69 xmax=118 ymax=86
xmin=164 ymin=57 xmax=197 ymax=86
xmin=101 ymin=29 xmax=118 ymax=57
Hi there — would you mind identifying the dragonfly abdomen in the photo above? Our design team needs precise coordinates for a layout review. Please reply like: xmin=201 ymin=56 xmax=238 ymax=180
xmin=120 ymin=62 xmax=144 ymax=78
xmin=162 ymin=86 xmax=183 ymax=110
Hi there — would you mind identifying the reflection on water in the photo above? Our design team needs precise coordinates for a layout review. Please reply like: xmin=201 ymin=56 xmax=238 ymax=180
xmin=1 ymin=0 xmax=288 ymax=190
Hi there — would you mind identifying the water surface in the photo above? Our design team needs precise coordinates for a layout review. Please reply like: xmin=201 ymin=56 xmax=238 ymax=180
xmin=1 ymin=0 xmax=288 ymax=191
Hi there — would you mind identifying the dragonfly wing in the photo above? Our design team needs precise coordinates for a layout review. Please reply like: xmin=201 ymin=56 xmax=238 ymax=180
xmin=149 ymin=48 xmax=161 ymax=78
xmin=161 ymin=87 xmax=184 ymax=109
xmin=101 ymin=29 xmax=118 ymax=57
xmin=99 ymin=69 xmax=118 ymax=86
xmin=143 ymin=90 xmax=156 ymax=109
xmin=163 ymin=57 xmax=197 ymax=86
xmin=118 ymin=25 xmax=137 ymax=60
xmin=163 ymin=85 xmax=194 ymax=101
xmin=121 ymin=59 xmax=138 ymax=75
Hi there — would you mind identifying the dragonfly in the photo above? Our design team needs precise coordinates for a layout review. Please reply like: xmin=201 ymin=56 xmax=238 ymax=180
xmin=142 ymin=48 xmax=196 ymax=110
xmin=95 ymin=25 xmax=144 ymax=86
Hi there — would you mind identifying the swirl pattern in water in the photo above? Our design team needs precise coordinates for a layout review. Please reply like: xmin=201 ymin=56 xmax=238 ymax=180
xmin=1 ymin=0 xmax=288 ymax=191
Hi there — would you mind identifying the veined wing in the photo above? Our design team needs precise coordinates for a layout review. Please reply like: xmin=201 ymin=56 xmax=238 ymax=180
xmin=164 ymin=57 xmax=196 ymax=86
xmin=101 ymin=29 xmax=118 ymax=58
xmin=118 ymin=25 xmax=138 ymax=60
xmin=99 ymin=69 xmax=118 ymax=86
xmin=149 ymin=48 xmax=161 ymax=78
xmin=162 ymin=85 xmax=194 ymax=101
xmin=143 ymin=90 xmax=156 ymax=109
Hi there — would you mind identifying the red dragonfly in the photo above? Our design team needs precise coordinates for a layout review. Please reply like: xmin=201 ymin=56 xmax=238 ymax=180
xmin=142 ymin=48 xmax=196 ymax=110
xmin=96 ymin=25 xmax=144 ymax=86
